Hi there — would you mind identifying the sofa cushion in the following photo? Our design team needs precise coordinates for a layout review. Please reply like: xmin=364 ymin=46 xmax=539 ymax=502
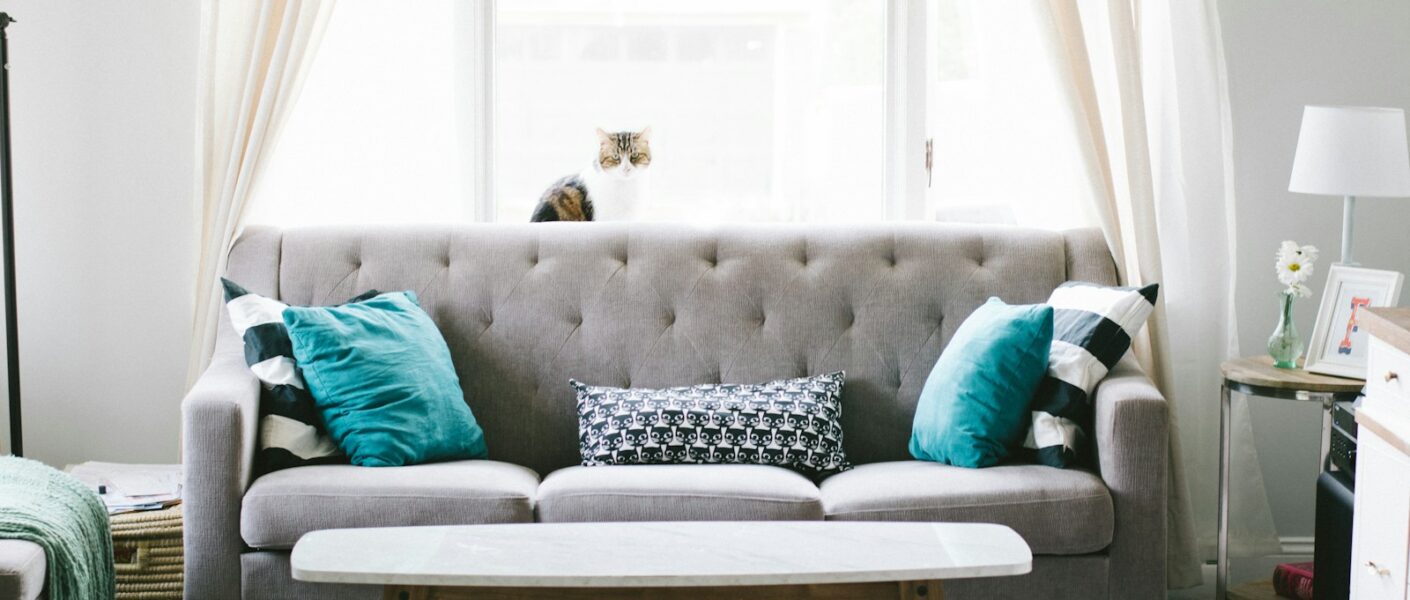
xmin=909 ymin=298 xmax=1053 ymax=468
xmin=240 ymin=460 xmax=538 ymax=549
xmin=283 ymin=291 xmax=489 ymax=467
xmin=572 ymin=372 xmax=850 ymax=476
xmin=1027 ymin=281 xmax=1158 ymax=468
xmin=536 ymin=465 xmax=824 ymax=522
xmin=0 ymin=540 xmax=45 ymax=600
xmin=258 ymin=225 xmax=1115 ymax=476
xmin=819 ymin=461 xmax=1113 ymax=555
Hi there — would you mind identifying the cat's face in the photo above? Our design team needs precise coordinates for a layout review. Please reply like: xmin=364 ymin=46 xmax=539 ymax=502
xmin=596 ymin=127 xmax=652 ymax=180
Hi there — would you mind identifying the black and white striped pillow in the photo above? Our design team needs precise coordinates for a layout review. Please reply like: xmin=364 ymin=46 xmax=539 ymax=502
xmin=1026 ymin=281 xmax=1158 ymax=468
xmin=221 ymin=278 xmax=379 ymax=474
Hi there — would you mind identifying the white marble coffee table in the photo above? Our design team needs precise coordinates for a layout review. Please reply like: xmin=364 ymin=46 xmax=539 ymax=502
xmin=291 ymin=521 xmax=1031 ymax=599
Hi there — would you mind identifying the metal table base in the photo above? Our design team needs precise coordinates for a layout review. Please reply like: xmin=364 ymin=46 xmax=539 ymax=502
xmin=1216 ymin=380 xmax=1358 ymax=599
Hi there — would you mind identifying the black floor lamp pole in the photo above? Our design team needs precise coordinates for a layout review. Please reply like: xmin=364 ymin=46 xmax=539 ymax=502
xmin=0 ymin=13 xmax=21 ymax=458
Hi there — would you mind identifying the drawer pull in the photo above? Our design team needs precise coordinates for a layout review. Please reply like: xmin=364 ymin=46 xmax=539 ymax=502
xmin=1366 ymin=561 xmax=1392 ymax=577
xmin=1385 ymin=371 xmax=1400 ymax=383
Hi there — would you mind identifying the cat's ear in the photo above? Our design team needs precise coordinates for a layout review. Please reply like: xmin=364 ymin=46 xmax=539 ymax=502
xmin=637 ymin=126 xmax=653 ymax=142
xmin=596 ymin=128 xmax=611 ymax=143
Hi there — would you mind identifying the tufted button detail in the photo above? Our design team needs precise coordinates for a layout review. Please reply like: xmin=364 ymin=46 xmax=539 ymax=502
xmin=665 ymin=312 xmax=675 ymax=326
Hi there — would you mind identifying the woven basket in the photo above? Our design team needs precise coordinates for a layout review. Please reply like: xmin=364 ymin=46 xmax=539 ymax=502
xmin=111 ymin=505 xmax=183 ymax=600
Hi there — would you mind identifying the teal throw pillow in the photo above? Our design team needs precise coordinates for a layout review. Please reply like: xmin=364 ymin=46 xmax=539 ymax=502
xmin=282 ymin=291 xmax=488 ymax=467
xmin=909 ymin=297 xmax=1054 ymax=468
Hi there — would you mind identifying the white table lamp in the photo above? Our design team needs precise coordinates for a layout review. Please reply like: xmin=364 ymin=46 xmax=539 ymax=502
xmin=1289 ymin=105 xmax=1410 ymax=265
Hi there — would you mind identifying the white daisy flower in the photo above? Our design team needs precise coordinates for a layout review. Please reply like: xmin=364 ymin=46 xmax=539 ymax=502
xmin=1274 ymin=240 xmax=1318 ymax=295
xmin=1276 ymin=253 xmax=1313 ymax=285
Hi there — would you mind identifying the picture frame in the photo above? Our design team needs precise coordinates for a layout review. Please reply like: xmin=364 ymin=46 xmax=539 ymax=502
xmin=1305 ymin=265 xmax=1405 ymax=378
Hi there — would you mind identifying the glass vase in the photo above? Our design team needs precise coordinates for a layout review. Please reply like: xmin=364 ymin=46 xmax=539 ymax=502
xmin=1267 ymin=291 xmax=1303 ymax=369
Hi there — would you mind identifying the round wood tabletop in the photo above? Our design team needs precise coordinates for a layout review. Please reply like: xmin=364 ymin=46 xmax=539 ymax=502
xmin=1220 ymin=356 xmax=1365 ymax=394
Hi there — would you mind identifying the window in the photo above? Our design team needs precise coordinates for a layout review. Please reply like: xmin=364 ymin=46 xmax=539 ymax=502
xmin=249 ymin=1 xmax=473 ymax=226
xmin=923 ymin=1 xmax=1098 ymax=229
xmin=251 ymin=1 xmax=1098 ymax=229
xmin=495 ymin=1 xmax=885 ymax=223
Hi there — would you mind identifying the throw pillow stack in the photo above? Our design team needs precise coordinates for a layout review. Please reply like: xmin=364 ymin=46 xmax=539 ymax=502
xmin=221 ymin=279 xmax=372 ymax=473
xmin=909 ymin=282 xmax=1158 ymax=469
xmin=222 ymin=280 xmax=488 ymax=472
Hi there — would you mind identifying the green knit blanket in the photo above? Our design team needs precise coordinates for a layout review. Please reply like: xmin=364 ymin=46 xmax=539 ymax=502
xmin=0 ymin=456 xmax=114 ymax=600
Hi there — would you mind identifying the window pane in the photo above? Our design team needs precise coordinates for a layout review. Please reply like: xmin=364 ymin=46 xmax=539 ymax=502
xmin=249 ymin=1 xmax=473 ymax=226
xmin=495 ymin=0 xmax=886 ymax=223
xmin=926 ymin=1 xmax=1099 ymax=230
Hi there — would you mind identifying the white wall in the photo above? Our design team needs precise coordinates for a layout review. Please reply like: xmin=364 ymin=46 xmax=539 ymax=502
xmin=0 ymin=0 xmax=200 ymax=468
xmin=0 ymin=0 xmax=1400 ymax=539
xmin=1220 ymin=0 xmax=1410 ymax=541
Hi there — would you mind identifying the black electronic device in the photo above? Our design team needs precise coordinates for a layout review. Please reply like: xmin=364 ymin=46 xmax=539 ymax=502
xmin=1328 ymin=400 xmax=1358 ymax=481
xmin=1314 ymin=470 xmax=1354 ymax=600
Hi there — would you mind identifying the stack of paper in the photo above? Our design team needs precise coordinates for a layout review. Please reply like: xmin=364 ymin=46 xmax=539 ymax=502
xmin=65 ymin=462 xmax=182 ymax=515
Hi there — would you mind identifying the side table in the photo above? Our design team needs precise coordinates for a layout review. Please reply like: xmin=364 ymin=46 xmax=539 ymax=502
xmin=1217 ymin=357 xmax=1364 ymax=599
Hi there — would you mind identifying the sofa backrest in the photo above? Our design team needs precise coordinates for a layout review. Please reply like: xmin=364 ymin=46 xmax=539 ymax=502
xmin=224 ymin=223 xmax=1117 ymax=475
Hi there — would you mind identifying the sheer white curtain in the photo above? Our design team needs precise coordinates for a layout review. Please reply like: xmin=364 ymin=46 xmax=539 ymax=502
xmin=1047 ymin=0 xmax=1280 ymax=587
xmin=1139 ymin=0 xmax=1283 ymax=571
xmin=188 ymin=0 xmax=338 ymax=382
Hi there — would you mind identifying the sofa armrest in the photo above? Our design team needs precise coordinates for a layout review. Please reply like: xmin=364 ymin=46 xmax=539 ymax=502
xmin=182 ymin=319 xmax=259 ymax=600
xmin=1092 ymin=355 xmax=1168 ymax=599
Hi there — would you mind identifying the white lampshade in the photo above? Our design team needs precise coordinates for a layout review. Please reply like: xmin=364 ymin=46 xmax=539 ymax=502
xmin=1289 ymin=105 xmax=1410 ymax=197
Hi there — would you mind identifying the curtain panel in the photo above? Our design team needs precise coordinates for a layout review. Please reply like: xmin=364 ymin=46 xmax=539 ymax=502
xmin=189 ymin=0 xmax=337 ymax=383
xmin=1046 ymin=0 xmax=1277 ymax=588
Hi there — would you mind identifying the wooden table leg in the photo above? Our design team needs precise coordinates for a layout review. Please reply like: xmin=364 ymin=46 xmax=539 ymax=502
xmin=899 ymin=580 xmax=944 ymax=599
xmin=385 ymin=581 xmax=945 ymax=599
xmin=383 ymin=586 xmax=429 ymax=600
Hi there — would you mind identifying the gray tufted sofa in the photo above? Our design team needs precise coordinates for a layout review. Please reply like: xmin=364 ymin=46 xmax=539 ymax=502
xmin=182 ymin=223 xmax=1168 ymax=599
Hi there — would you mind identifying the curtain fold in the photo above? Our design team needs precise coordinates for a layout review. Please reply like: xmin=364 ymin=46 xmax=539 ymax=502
xmin=1046 ymin=0 xmax=1280 ymax=588
xmin=188 ymin=0 xmax=337 ymax=384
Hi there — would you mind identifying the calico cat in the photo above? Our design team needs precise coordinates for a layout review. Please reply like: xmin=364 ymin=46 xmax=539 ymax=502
xmin=530 ymin=127 xmax=652 ymax=222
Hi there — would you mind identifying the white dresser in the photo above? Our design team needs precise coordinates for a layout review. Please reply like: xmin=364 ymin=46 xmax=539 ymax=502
xmin=1351 ymin=308 xmax=1410 ymax=598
